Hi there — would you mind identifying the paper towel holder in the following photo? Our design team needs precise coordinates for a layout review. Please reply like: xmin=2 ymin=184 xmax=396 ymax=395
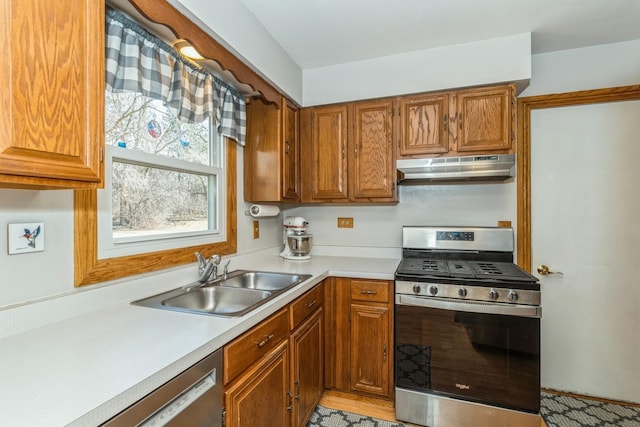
xmin=248 ymin=204 xmax=280 ymax=218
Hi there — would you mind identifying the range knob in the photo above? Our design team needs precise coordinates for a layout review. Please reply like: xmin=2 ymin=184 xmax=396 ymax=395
xmin=458 ymin=288 xmax=468 ymax=297
xmin=429 ymin=286 xmax=439 ymax=296
xmin=488 ymin=289 xmax=500 ymax=300
xmin=507 ymin=291 xmax=519 ymax=302
xmin=412 ymin=284 xmax=421 ymax=294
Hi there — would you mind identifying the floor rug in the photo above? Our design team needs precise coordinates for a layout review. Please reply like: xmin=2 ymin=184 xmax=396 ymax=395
xmin=306 ymin=405 xmax=405 ymax=427
xmin=541 ymin=391 xmax=640 ymax=427
xmin=308 ymin=393 xmax=640 ymax=427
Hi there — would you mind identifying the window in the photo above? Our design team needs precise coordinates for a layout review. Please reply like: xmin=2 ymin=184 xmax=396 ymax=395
xmin=99 ymin=92 xmax=225 ymax=258
xmin=73 ymin=7 xmax=244 ymax=287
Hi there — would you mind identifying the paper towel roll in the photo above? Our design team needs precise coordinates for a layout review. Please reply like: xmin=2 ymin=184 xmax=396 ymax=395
xmin=249 ymin=204 xmax=280 ymax=218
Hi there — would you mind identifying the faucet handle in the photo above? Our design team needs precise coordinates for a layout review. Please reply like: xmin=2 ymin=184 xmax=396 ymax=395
xmin=223 ymin=259 xmax=231 ymax=278
xmin=210 ymin=254 xmax=221 ymax=265
xmin=195 ymin=252 xmax=206 ymax=271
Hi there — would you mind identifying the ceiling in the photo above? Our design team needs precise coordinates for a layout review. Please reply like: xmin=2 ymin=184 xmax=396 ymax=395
xmin=239 ymin=0 xmax=640 ymax=69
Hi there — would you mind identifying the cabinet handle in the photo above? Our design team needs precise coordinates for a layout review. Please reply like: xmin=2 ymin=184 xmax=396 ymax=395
xmin=443 ymin=114 xmax=448 ymax=132
xmin=257 ymin=334 xmax=274 ymax=348
xmin=287 ymin=390 xmax=293 ymax=410
xmin=305 ymin=299 xmax=317 ymax=309
xmin=341 ymin=143 xmax=346 ymax=159
xmin=354 ymin=143 xmax=359 ymax=158
xmin=285 ymin=140 xmax=290 ymax=154
xmin=294 ymin=380 xmax=301 ymax=400
xmin=383 ymin=345 xmax=387 ymax=362
xmin=360 ymin=289 xmax=377 ymax=295
xmin=459 ymin=112 xmax=463 ymax=130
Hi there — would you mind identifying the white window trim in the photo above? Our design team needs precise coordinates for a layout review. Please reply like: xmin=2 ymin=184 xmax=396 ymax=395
xmin=97 ymin=141 xmax=227 ymax=260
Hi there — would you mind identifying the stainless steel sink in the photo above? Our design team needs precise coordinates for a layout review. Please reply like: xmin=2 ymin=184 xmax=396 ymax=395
xmin=213 ymin=270 xmax=309 ymax=291
xmin=132 ymin=270 xmax=311 ymax=317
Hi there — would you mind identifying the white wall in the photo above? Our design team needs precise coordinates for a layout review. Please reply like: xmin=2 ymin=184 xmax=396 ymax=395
xmin=303 ymin=33 xmax=532 ymax=106
xmin=521 ymin=38 xmax=640 ymax=97
xmin=285 ymin=183 xmax=516 ymax=255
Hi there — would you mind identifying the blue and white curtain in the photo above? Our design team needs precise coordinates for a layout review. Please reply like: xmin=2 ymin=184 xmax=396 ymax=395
xmin=105 ymin=8 xmax=247 ymax=145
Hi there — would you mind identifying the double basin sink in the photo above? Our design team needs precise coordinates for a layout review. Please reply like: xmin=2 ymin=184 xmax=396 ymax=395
xmin=132 ymin=270 xmax=312 ymax=317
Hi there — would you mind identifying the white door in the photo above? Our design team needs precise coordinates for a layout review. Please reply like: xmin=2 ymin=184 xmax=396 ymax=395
xmin=531 ymin=100 xmax=640 ymax=403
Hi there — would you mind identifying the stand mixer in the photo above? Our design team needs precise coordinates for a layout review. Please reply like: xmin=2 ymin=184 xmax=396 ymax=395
xmin=279 ymin=216 xmax=313 ymax=260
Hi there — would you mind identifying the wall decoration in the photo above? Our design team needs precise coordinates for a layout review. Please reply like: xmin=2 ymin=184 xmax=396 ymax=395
xmin=8 ymin=222 xmax=45 ymax=254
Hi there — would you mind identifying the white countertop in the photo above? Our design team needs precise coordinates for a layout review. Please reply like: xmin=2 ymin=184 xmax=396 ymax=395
xmin=0 ymin=254 xmax=399 ymax=427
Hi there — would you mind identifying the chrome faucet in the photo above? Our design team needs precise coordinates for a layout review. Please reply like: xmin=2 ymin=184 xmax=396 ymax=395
xmin=195 ymin=252 xmax=221 ymax=283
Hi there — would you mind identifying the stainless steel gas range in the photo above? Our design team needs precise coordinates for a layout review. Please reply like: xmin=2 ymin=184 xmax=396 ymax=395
xmin=394 ymin=226 xmax=541 ymax=427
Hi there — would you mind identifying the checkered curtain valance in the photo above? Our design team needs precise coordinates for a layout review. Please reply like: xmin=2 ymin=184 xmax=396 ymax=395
xmin=105 ymin=8 xmax=246 ymax=145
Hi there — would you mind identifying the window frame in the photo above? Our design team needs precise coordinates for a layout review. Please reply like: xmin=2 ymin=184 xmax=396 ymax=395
xmin=73 ymin=139 xmax=237 ymax=287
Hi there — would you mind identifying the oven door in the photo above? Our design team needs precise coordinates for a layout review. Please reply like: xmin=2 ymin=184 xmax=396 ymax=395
xmin=395 ymin=295 xmax=540 ymax=413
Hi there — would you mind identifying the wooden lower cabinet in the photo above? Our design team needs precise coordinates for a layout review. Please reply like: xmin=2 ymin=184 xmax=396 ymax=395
xmin=291 ymin=309 xmax=323 ymax=427
xmin=223 ymin=283 xmax=325 ymax=427
xmin=350 ymin=304 xmax=390 ymax=396
xmin=224 ymin=340 xmax=291 ymax=427
xmin=324 ymin=277 xmax=394 ymax=399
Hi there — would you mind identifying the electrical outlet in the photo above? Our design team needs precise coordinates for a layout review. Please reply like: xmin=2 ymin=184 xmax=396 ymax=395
xmin=8 ymin=222 xmax=45 ymax=254
xmin=337 ymin=217 xmax=354 ymax=228
xmin=253 ymin=220 xmax=260 ymax=239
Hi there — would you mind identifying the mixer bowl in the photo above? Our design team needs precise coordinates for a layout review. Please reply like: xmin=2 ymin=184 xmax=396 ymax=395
xmin=287 ymin=234 xmax=312 ymax=256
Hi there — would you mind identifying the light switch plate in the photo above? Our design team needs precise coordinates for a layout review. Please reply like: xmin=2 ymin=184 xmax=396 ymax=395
xmin=8 ymin=222 xmax=45 ymax=255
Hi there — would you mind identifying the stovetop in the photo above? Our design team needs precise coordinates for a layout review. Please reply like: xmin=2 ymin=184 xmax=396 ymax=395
xmin=396 ymin=258 xmax=537 ymax=283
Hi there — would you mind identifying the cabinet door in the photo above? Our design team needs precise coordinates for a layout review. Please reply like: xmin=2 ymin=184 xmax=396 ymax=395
xmin=300 ymin=105 xmax=349 ymax=202
xmin=456 ymin=84 xmax=514 ymax=153
xmin=282 ymin=98 xmax=300 ymax=201
xmin=350 ymin=303 xmax=390 ymax=397
xmin=244 ymin=97 xmax=282 ymax=202
xmin=350 ymin=100 xmax=396 ymax=201
xmin=225 ymin=341 xmax=291 ymax=427
xmin=0 ymin=0 xmax=104 ymax=188
xmin=291 ymin=309 xmax=323 ymax=427
xmin=398 ymin=93 xmax=450 ymax=157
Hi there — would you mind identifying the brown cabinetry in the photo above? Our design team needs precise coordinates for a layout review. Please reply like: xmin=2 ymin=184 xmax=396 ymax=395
xmin=223 ymin=282 xmax=324 ymax=427
xmin=0 ymin=0 xmax=104 ymax=189
xmin=290 ymin=309 xmax=323 ymax=427
xmin=300 ymin=105 xmax=349 ymax=202
xmin=244 ymin=96 xmax=300 ymax=202
xmin=224 ymin=340 xmax=291 ymax=427
xmin=300 ymin=101 xmax=396 ymax=203
xmin=398 ymin=83 xmax=515 ymax=159
xmin=324 ymin=277 xmax=394 ymax=399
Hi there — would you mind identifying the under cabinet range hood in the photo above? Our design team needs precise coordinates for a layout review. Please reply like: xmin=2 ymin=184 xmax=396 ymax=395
xmin=397 ymin=154 xmax=515 ymax=184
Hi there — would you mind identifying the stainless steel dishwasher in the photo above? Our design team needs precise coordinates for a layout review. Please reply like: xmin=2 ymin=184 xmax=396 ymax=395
xmin=102 ymin=349 xmax=223 ymax=427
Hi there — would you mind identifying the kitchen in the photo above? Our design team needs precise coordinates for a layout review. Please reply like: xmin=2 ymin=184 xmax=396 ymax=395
xmin=2 ymin=0 xmax=640 ymax=426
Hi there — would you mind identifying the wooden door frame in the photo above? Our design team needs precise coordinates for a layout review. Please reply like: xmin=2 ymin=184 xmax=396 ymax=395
xmin=516 ymin=85 xmax=640 ymax=271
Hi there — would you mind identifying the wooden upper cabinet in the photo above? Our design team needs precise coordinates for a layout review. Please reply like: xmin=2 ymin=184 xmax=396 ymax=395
xmin=0 ymin=0 xmax=104 ymax=188
xmin=244 ymin=96 xmax=300 ymax=202
xmin=282 ymin=98 xmax=300 ymax=201
xmin=398 ymin=93 xmax=450 ymax=157
xmin=300 ymin=105 xmax=349 ymax=202
xmin=350 ymin=100 xmax=396 ymax=201
xmin=456 ymin=84 xmax=514 ymax=153
xmin=300 ymin=102 xmax=396 ymax=203
xmin=397 ymin=83 xmax=515 ymax=159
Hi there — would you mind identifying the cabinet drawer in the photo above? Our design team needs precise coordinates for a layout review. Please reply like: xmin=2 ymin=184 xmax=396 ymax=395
xmin=224 ymin=308 xmax=289 ymax=384
xmin=350 ymin=280 xmax=390 ymax=303
xmin=290 ymin=283 xmax=324 ymax=330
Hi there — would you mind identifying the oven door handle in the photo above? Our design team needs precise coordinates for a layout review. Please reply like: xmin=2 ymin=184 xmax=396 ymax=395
xmin=396 ymin=295 xmax=541 ymax=318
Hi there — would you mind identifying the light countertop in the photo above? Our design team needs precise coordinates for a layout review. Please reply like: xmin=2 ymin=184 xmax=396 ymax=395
xmin=0 ymin=254 xmax=399 ymax=427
